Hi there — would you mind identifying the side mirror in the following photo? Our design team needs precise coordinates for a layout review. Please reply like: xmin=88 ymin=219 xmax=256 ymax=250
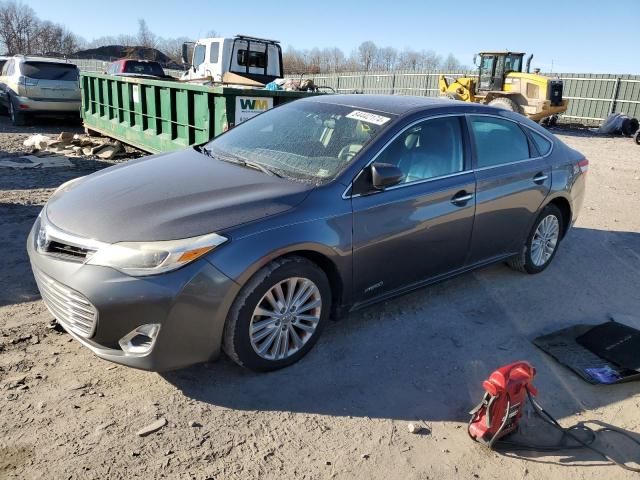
xmin=371 ymin=163 xmax=404 ymax=190
xmin=473 ymin=54 xmax=481 ymax=68
xmin=181 ymin=43 xmax=189 ymax=65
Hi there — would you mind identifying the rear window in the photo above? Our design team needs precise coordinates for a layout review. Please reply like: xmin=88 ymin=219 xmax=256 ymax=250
xmin=237 ymin=49 xmax=266 ymax=68
xmin=21 ymin=62 xmax=78 ymax=81
xmin=123 ymin=61 xmax=164 ymax=76
xmin=0 ymin=60 xmax=6 ymax=73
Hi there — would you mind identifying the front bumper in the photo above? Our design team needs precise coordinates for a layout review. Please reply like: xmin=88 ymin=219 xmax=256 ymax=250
xmin=27 ymin=223 xmax=240 ymax=371
xmin=15 ymin=95 xmax=80 ymax=113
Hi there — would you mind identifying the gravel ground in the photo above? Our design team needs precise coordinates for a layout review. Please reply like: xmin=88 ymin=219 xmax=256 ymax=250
xmin=1 ymin=114 xmax=640 ymax=479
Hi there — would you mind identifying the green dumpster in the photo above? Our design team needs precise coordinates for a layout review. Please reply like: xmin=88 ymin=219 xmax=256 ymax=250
xmin=80 ymin=72 xmax=321 ymax=154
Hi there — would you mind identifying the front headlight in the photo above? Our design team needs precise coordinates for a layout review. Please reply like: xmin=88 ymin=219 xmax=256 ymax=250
xmin=86 ymin=232 xmax=227 ymax=276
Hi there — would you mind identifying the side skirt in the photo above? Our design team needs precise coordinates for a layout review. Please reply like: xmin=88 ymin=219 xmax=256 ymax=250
xmin=348 ymin=252 xmax=517 ymax=313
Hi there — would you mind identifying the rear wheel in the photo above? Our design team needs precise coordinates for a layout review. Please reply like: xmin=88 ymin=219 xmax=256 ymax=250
xmin=223 ymin=256 xmax=331 ymax=372
xmin=488 ymin=96 xmax=522 ymax=114
xmin=507 ymin=204 xmax=563 ymax=274
xmin=634 ymin=129 xmax=640 ymax=146
xmin=9 ymin=98 xmax=27 ymax=126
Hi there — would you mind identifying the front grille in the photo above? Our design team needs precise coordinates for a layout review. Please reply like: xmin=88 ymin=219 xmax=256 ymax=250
xmin=45 ymin=240 xmax=94 ymax=262
xmin=33 ymin=268 xmax=97 ymax=338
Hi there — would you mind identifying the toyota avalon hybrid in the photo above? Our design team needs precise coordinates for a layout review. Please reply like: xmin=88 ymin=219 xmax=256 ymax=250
xmin=27 ymin=95 xmax=587 ymax=372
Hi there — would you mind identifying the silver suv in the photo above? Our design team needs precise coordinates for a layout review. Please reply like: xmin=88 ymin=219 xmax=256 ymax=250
xmin=0 ymin=56 xmax=80 ymax=125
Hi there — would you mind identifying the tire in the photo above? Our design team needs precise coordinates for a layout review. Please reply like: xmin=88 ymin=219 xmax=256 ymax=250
xmin=223 ymin=256 xmax=331 ymax=372
xmin=545 ymin=114 xmax=558 ymax=128
xmin=507 ymin=204 xmax=563 ymax=274
xmin=8 ymin=98 xmax=27 ymax=126
xmin=634 ymin=129 xmax=640 ymax=146
xmin=488 ymin=97 xmax=522 ymax=114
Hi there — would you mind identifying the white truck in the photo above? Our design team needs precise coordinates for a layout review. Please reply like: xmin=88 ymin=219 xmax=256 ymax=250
xmin=180 ymin=35 xmax=283 ymax=85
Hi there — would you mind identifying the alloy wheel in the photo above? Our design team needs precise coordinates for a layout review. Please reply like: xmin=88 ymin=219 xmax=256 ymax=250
xmin=249 ymin=277 xmax=322 ymax=361
xmin=531 ymin=214 xmax=560 ymax=266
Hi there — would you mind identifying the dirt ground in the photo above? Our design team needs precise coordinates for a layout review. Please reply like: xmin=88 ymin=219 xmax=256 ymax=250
xmin=1 ymin=114 xmax=640 ymax=480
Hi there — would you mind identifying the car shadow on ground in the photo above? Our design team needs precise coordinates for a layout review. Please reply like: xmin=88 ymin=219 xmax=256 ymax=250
xmin=164 ymin=226 xmax=640 ymax=426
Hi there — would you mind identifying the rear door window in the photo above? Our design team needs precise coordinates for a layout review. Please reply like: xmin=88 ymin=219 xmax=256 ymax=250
xmin=470 ymin=116 xmax=530 ymax=168
xmin=528 ymin=129 xmax=553 ymax=156
xmin=209 ymin=42 xmax=220 ymax=63
xmin=21 ymin=62 xmax=78 ymax=81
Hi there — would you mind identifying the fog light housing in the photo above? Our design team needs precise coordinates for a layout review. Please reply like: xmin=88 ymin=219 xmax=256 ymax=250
xmin=119 ymin=324 xmax=161 ymax=355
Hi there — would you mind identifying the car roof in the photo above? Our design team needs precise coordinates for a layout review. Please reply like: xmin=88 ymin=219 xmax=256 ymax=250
xmin=13 ymin=55 xmax=77 ymax=65
xmin=301 ymin=94 xmax=496 ymax=116
xmin=117 ymin=58 xmax=159 ymax=63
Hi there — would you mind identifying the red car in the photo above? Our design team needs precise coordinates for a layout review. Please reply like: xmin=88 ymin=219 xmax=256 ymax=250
xmin=105 ymin=59 xmax=171 ymax=79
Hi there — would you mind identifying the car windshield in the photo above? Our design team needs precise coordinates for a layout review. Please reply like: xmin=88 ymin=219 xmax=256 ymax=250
xmin=206 ymin=101 xmax=394 ymax=183
xmin=123 ymin=61 xmax=165 ymax=76
xmin=22 ymin=62 xmax=78 ymax=81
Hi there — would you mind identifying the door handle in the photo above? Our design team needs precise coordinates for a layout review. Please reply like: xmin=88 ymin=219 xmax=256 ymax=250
xmin=451 ymin=191 xmax=474 ymax=206
xmin=533 ymin=173 xmax=549 ymax=184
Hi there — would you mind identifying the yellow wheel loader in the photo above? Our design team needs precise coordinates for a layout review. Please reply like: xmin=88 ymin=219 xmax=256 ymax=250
xmin=439 ymin=52 xmax=568 ymax=123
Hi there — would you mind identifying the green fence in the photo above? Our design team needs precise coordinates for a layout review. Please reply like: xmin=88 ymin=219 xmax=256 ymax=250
xmin=306 ymin=70 xmax=640 ymax=126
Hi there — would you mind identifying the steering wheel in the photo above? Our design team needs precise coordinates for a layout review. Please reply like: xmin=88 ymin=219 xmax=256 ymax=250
xmin=338 ymin=144 xmax=363 ymax=162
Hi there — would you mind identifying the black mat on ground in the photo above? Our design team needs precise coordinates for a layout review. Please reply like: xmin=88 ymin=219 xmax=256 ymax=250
xmin=533 ymin=323 xmax=640 ymax=385
xmin=577 ymin=321 xmax=640 ymax=371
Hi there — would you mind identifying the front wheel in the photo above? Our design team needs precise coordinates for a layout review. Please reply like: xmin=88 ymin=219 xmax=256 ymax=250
xmin=223 ymin=256 xmax=331 ymax=372
xmin=507 ymin=204 xmax=563 ymax=274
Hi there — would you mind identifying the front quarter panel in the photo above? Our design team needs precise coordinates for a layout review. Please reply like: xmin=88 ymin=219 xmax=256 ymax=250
xmin=205 ymin=184 xmax=354 ymax=306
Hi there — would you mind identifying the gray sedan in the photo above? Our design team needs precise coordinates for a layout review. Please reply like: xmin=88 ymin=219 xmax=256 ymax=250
xmin=27 ymin=95 xmax=587 ymax=372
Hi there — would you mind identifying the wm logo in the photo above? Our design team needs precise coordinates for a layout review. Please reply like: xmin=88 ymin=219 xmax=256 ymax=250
xmin=240 ymin=99 xmax=269 ymax=110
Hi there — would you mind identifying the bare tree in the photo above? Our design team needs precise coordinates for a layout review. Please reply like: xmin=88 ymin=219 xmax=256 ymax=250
xmin=378 ymin=46 xmax=398 ymax=71
xmin=0 ymin=1 xmax=40 ymax=54
xmin=283 ymin=46 xmax=306 ymax=74
xmin=357 ymin=41 xmax=377 ymax=71
xmin=442 ymin=53 xmax=462 ymax=71
xmin=326 ymin=47 xmax=345 ymax=73
xmin=159 ymin=36 xmax=191 ymax=63
xmin=0 ymin=1 xmax=84 ymax=56
xmin=137 ymin=19 xmax=157 ymax=48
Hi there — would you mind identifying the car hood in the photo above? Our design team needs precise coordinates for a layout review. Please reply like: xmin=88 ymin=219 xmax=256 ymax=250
xmin=45 ymin=148 xmax=314 ymax=243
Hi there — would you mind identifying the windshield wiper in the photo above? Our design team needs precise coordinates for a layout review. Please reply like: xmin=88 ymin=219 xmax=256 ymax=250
xmin=198 ymin=146 xmax=282 ymax=178
xmin=242 ymin=160 xmax=283 ymax=178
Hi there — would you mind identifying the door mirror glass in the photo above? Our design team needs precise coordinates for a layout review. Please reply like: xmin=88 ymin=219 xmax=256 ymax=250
xmin=371 ymin=163 xmax=404 ymax=190
xmin=473 ymin=54 xmax=480 ymax=67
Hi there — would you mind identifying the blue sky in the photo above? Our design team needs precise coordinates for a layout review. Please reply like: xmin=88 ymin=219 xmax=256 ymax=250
xmin=24 ymin=0 xmax=640 ymax=73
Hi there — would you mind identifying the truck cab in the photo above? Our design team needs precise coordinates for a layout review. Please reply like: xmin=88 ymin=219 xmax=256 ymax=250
xmin=181 ymin=35 xmax=283 ymax=84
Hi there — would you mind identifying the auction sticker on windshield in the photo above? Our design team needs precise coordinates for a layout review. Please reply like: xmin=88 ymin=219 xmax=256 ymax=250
xmin=236 ymin=97 xmax=274 ymax=125
xmin=345 ymin=110 xmax=391 ymax=125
